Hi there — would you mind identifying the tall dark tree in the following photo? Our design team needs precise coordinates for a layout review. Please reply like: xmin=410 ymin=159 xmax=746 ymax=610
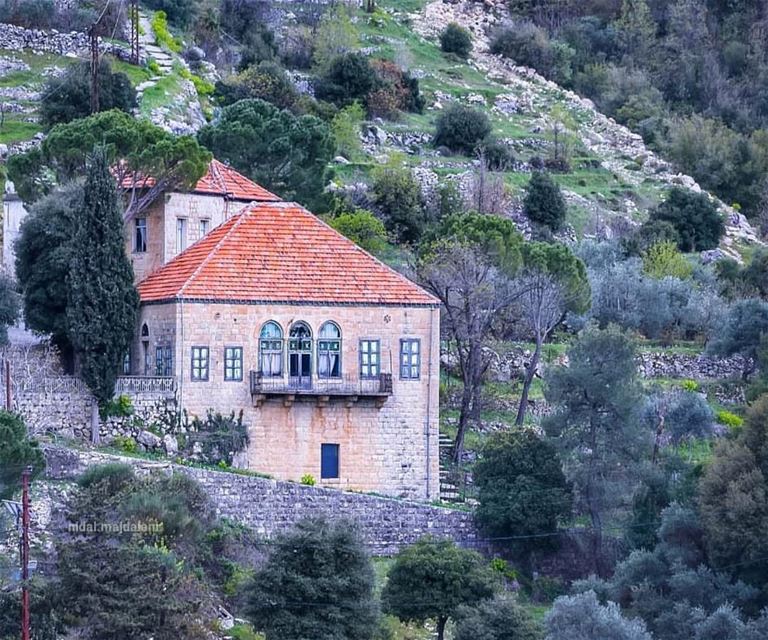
xmin=246 ymin=517 xmax=378 ymax=640
xmin=66 ymin=147 xmax=138 ymax=406
xmin=0 ymin=272 xmax=20 ymax=346
xmin=0 ymin=411 xmax=45 ymax=500
xmin=648 ymin=187 xmax=725 ymax=252
xmin=523 ymin=171 xmax=567 ymax=232
xmin=15 ymin=183 xmax=82 ymax=360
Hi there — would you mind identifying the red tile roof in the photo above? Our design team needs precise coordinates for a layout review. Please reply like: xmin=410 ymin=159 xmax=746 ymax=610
xmin=118 ymin=159 xmax=281 ymax=202
xmin=137 ymin=202 xmax=438 ymax=306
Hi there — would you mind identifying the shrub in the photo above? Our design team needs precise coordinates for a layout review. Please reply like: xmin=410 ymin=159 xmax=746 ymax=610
xmin=479 ymin=138 xmax=515 ymax=171
xmin=433 ymin=104 xmax=492 ymax=155
xmin=179 ymin=67 xmax=214 ymax=97
xmin=369 ymin=59 xmax=425 ymax=116
xmin=184 ymin=411 xmax=249 ymax=466
xmin=649 ymin=187 xmax=725 ymax=252
xmin=440 ymin=23 xmax=473 ymax=59
xmin=113 ymin=435 xmax=138 ymax=454
xmin=0 ymin=412 xmax=45 ymax=500
xmin=329 ymin=209 xmax=388 ymax=255
xmin=100 ymin=394 xmax=134 ymax=419
xmin=642 ymin=241 xmax=693 ymax=280
xmin=523 ymin=171 xmax=567 ymax=231
xmin=314 ymin=52 xmax=379 ymax=107
xmin=330 ymin=102 xmax=364 ymax=160
xmin=371 ymin=160 xmax=428 ymax=244
xmin=300 ymin=474 xmax=316 ymax=486
xmin=716 ymin=410 xmax=743 ymax=428
xmin=214 ymin=61 xmax=297 ymax=109
xmin=490 ymin=23 xmax=574 ymax=86
xmin=454 ymin=595 xmax=543 ymax=640
xmin=150 ymin=11 xmax=182 ymax=53
xmin=144 ymin=0 xmax=197 ymax=28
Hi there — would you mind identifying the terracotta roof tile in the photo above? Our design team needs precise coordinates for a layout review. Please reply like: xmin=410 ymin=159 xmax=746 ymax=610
xmin=138 ymin=202 xmax=438 ymax=306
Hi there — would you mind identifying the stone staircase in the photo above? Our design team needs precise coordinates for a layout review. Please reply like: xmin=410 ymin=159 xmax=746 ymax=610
xmin=134 ymin=12 xmax=174 ymax=100
xmin=439 ymin=433 xmax=462 ymax=502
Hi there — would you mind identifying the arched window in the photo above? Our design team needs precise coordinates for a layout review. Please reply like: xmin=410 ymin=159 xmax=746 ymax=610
xmin=318 ymin=321 xmax=341 ymax=379
xmin=141 ymin=323 xmax=149 ymax=338
xmin=140 ymin=323 xmax=150 ymax=375
xmin=288 ymin=322 xmax=312 ymax=387
xmin=259 ymin=321 xmax=283 ymax=377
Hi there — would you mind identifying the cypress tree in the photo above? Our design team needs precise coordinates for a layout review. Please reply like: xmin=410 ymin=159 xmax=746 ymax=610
xmin=523 ymin=171 xmax=567 ymax=231
xmin=67 ymin=146 xmax=138 ymax=405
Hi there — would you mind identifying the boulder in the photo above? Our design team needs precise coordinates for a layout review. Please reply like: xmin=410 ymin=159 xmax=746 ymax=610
xmin=137 ymin=430 xmax=161 ymax=449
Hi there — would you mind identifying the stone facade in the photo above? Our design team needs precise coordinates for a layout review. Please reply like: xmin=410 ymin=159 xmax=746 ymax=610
xmin=132 ymin=301 xmax=441 ymax=500
xmin=42 ymin=445 xmax=478 ymax=556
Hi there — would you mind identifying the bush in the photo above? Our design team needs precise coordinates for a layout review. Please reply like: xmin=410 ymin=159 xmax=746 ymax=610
xmin=330 ymin=101 xmax=364 ymax=160
xmin=300 ymin=474 xmax=315 ymax=486
xmin=479 ymin=138 xmax=515 ymax=171
xmin=0 ymin=411 xmax=45 ymax=500
xmin=545 ymin=592 xmax=653 ymax=640
xmin=314 ymin=52 xmax=379 ymax=107
xmin=716 ymin=410 xmax=743 ymax=428
xmin=433 ymin=104 xmax=492 ymax=155
xmin=150 ymin=11 xmax=182 ymax=53
xmin=649 ymin=187 xmax=725 ymax=252
xmin=454 ymin=595 xmax=543 ymax=640
xmin=144 ymin=0 xmax=197 ymax=28
xmin=371 ymin=160 xmax=428 ymax=244
xmin=490 ymin=23 xmax=574 ymax=86
xmin=214 ymin=61 xmax=297 ymax=110
xmin=440 ymin=23 xmax=473 ymax=59
xmin=523 ymin=171 xmax=567 ymax=231
xmin=642 ymin=241 xmax=693 ymax=279
xmin=184 ymin=411 xmax=249 ymax=466
xmin=368 ymin=59 xmax=425 ymax=117
xmin=328 ymin=209 xmax=388 ymax=255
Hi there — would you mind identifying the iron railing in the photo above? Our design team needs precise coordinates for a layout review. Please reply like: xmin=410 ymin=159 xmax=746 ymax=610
xmin=114 ymin=376 xmax=177 ymax=395
xmin=250 ymin=371 xmax=393 ymax=396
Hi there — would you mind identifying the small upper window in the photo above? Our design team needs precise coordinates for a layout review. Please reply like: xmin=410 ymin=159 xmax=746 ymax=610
xmin=318 ymin=322 xmax=341 ymax=379
xmin=135 ymin=218 xmax=147 ymax=253
xmin=176 ymin=218 xmax=187 ymax=253
xmin=200 ymin=219 xmax=210 ymax=237
xmin=141 ymin=323 xmax=149 ymax=338
xmin=191 ymin=346 xmax=209 ymax=381
xmin=400 ymin=339 xmax=420 ymax=380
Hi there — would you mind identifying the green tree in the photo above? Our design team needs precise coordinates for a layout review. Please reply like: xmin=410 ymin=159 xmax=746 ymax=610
xmin=707 ymin=298 xmax=768 ymax=379
xmin=0 ymin=411 xmax=45 ymax=500
xmin=15 ymin=183 xmax=81 ymax=359
xmin=615 ymin=0 xmax=656 ymax=63
xmin=7 ymin=110 xmax=210 ymax=219
xmin=66 ymin=147 xmax=139 ymax=405
xmin=40 ymin=60 xmax=136 ymax=128
xmin=214 ymin=61 xmax=298 ymax=110
xmin=371 ymin=159 xmax=427 ymax=244
xmin=543 ymin=325 xmax=649 ymax=574
xmin=642 ymin=241 xmax=694 ymax=279
xmin=198 ymin=99 xmax=334 ymax=209
xmin=246 ymin=517 xmax=378 ymax=640
xmin=455 ymin=595 xmax=543 ymax=640
xmin=314 ymin=52 xmax=379 ymax=108
xmin=433 ymin=104 xmax=492 ymax=155
xmin=312 ymin=4 xmax=360 ymax=73
xmin=0 ymin=272 xmax=19 ymax=346
xmin=440 ymin=23 xmax=473 ymax=59
xmin=545 ymin=591 xmax=653 ymax=640
xmin=329 ymin=209 xmax=388 ymax=255
xmin=474 ymin=430 xmax=571 ymax=555
xmin=523 ymin=171 xmax=567 ymax=232
xmin=330 ymin=101 xmax=365 ymax=161
xmin=649 ymin=187 xmax=725 ymax=252
xmin=382 ymin=537 xmax=497 ymax=640
xmin=699 ymin=396 xmax=768 ymax=589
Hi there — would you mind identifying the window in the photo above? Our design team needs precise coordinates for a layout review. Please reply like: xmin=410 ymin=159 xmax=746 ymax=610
xmin=200 ymin=219 xmax=210 ymax=237
xmin=122 ymin=352 xmax=131 ymax=375
xmin=224 ymin=346 xmax=243 ymax=381
xmin=259 ymin=321 xmax=283 ymax=377
xmin=176 ymin=218 xmax=187 ymax=253
xmin=359 ymin=339 xmax=380 ymax=379
xmin=191 ymin=346 xmax=209 ymax=381
xmin=321 ymin=443 xmax=339 ymax=479
xmin=134 ymin=218 xmax=147 ymax=253
xmin=318 ymin=322 xmax=341 ymax=378
xmin=288 ymin=322 xmax=312 ymax=386
xmin=400 ymin=339 xmax=420 ymax=379
xmin=155 ymin=346 xmax=173 ymax=376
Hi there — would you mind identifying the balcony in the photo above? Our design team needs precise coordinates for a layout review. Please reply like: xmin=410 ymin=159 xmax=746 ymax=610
xmin=249 ymin=371 xmax=393 ymax=408
xmin=115 ymin=376 xmax=177 ymax=397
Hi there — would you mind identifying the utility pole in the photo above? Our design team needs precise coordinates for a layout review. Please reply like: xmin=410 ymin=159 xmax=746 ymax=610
xmin=89 ymin=23 xmax=100 ymax=114
xmin=130 ymin=0 xmax=140 ymax=65
xmin=5 ymin=359 xmax=11 ymax=411
xmin=21 ymin=467 xmax=31 ymax=640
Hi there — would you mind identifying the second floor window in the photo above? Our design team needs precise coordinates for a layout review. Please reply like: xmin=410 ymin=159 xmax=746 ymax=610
xmin=155 ymin=346 xmax=173 ymax=376
xmin=135 ymin=218 xmax=147 ymax=253
xmin=360 ymin=339 xmax=380 ymax=379
xmin=176 ymin=218 xmax=187 ymax=253
xmin=318 ymin=322 xmax=341 ymax=378
xmin=400 ymin=339 xmax=420 ymax=380
xmin=200 ymin=219 xmax=210 ymax=237
xmin=191 ymin=346 xmax=209 ymax=381
xmin=260 ymin=321 xmax=283 ymax=377
xmin=224 ymin=346 xmax=243 ymax=381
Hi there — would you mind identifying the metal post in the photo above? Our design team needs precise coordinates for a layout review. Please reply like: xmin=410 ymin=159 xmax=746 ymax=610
xmin=130 ymin=0 xmax=140 ymax=65
xmin=21 ymin=467 xmax=31 ymax=640
xmin=5 ymin=359 xmax=10 ymax=411
xmin=89 ymin=24 xmax=100 ymax=114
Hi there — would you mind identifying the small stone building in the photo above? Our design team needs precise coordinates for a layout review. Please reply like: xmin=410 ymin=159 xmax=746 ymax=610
xmin=129 ymin=200 xmax=441 ymax=500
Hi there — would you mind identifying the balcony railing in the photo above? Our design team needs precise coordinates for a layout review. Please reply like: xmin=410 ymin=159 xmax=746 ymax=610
xmin=250 ymin=371 xmax=393 ymax=400
xmin=115 ymin=376 xmax=177 ymax=395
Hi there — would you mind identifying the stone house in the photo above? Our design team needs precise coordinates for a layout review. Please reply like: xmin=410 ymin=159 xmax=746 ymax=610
xmin=128 ymin=199 xmax=441 ymax=500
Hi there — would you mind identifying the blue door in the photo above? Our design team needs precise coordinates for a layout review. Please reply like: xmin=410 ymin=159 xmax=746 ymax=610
xmin=321 ymin=443 xmax=339 ymax=479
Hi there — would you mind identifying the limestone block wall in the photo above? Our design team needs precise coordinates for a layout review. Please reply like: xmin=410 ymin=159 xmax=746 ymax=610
xmin=42 ymin=445 xmax=480 ymax=556
xmin=137 ymin=300 xmax=441 ymax=500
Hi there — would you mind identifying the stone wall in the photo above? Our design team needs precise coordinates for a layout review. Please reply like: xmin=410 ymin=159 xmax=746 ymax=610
xmin=0 ymin=23 xmax=132 ymax=60
xmin=42 ymin=445 xmax=480 ymax=556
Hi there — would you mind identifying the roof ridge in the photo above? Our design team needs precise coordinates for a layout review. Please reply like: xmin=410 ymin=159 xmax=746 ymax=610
xmin=177 ymin=209 xmax=252 ymax=297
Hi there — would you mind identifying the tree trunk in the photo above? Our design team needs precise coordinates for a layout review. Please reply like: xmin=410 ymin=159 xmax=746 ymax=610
xmin=515 ymin=337 xmax=542 ymax=426
xmin=651 ymin=413 xmax=665 ymax=465
xmin=453 ymin=381 xmax=473 ymax=464
xmin=436 ymin=616 xmax=447 ymax=640
xmin=90 ymin=402 xmax=100 ymax=445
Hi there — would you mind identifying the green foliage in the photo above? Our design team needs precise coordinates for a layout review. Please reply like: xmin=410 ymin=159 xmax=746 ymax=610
xmin=151 ymin=10 xmax=182 ymax=53
xmin=545 ymin=591 xmax=653 ymax=640
xmin=371 ymin=159 xmax=428 ymax=244
xmin=66 ymin=146 xmax=139 ymax=404
xmin=680 ymin=379 xmax=699 ymax=392
xmin=707 ymin=298 xmax=768 ymax=379
xmin=490 ymin=23 xmax=574 ymax=86
xmin=112 ymin=435 xmax=138 ymax=454
xmin=185 ymin=411 xmax=249 ymax=466
xmin=300 ymin=473 xmax=316 ymax=486
xmin=246 ymin=517 xmax=378 ymax=640
xmin=479 ymin=139 xmax=515 ymax=172
xmin=649 ymin=188 xmax=725 ymax=252
xmin=0 ymin=411 xmax=45 ymax=500
xmin=15 ymin=183 xmax=81 ymax=356
xmin=312 ymin=4 xmax=360 ymax=73
xmin=315 ymin=52 xmax=380 ymax=108
xmin=100 ymin=394 xmax=134 ymax=419
xmin=523 ymin=171 xmax=567 ymax=232
xmin=148 ymin=58 xmax=161 ymax=75
xmin=454 ymin=594 xmax=543 ymax=640
xmin=214 ymin=62 xmax=297 ymax=110
xmin=0 ymin=271 xmax=20 ymax=346
xmin=40 ymin=60 xmax=136 ymax=128
xmin=77 ymin=462 xmax=136 ymax=492
xmin=716 ymin=410 xmax=744 ymax=428
xmin=178 ymin=67 xmax=214 ymax=97
xmin=330 ymin=101 xmax=365 ymax=160
xmin=329 ymin=209 xmax=388 ymax=255
xmin=144 ymin=0 xmax=197 ymax=28
xmin=382 ymin=537 xmax=498 ymax=640
xmin=474 ymin=429 xmax=571 ymax=555
xmin=198 ymin=99 xmax=334 ymax=209
xmin=440 ymin=23 xmax=473 ymax=59
xmin=433 ymin=104 xmax=492 ymax=155
xmin=642 ymin=241 xmax=693 ymax=280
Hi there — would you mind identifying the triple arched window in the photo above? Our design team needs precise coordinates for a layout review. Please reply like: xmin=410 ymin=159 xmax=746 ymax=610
xmin=258 ymin=320 xmax=342 ymax=380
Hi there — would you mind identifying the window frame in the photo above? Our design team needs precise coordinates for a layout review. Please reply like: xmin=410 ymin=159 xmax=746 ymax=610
xmin=155 ymin=345 xmax=173 ymax=377
xmin=320 ymin=443 xmax=340 ymax=480
xmin=259 ymin=321 xmax=284 ymax=378
xmin=224 ymin=345 xmax=244 ymax=382
xmin=359 ymin=339 xmax=381 ymax=379
xmin=399 ymin=338 xmax=421 ymax=380
xmin=176 ymin=217 xmax=188 ymax=253
xmin=190 ymin=346 xmax=209 ymax=382
xmin=134 ymin=217 xmax=147 ymax=253
xmin=200 ymin=218 xmax=210 ymax=237
xmin=317 ymin=321 xmax=342 ymax=379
